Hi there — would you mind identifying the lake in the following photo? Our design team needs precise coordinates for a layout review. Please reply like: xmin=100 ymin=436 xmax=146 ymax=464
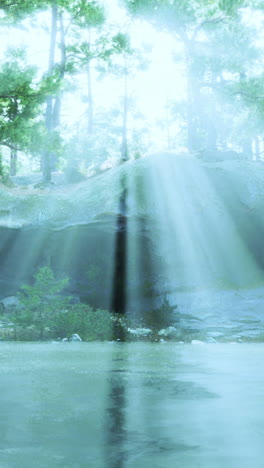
xmin=0 ymin=342 xmax=263 ymax=467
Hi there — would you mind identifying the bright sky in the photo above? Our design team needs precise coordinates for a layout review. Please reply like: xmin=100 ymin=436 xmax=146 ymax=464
xmin=0 ymin=0 xmax=187 ymax=150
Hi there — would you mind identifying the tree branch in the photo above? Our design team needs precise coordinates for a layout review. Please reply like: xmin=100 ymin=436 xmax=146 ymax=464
xmin=192 ymin=15 xmax=226 ymax=41
xmin=0 ymin=91 xmax=49 ymax=100
xmin=0 ymin=141 xmax=22 ymax=151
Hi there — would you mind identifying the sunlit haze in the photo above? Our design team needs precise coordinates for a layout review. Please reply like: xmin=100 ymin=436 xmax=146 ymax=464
xmin=0 ymin=0 xmax=186 ymax=151
xmin=1 ymin=2 xmax=264 ymax=465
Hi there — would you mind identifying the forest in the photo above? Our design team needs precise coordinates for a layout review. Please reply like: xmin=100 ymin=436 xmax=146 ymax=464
xmin=2 ymin=4 xmax=264 ymax=465
xmin=0 ymin=0 xmax=264 ymax=184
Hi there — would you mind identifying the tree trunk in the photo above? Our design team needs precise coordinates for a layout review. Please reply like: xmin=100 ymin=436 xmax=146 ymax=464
xmin=10 ymin=98 xmax=18 ymax=176
xmin=242 ymin=139 xmax=253 ymax=160
xmin=204 ymin=75 xmax=218 ymax=151
xmin=87 ymin=59 xmax=93 ymax=135
xmin=254 ymin=136 xmax=260 ymax=161
xmin=53 ymin=11 xmax=66 ymax=129
xmin=183 ymin=35 xmax=204 ymax=152
xmin=86 ymin=28 xmax=93 ymax=135
xmin=165 ymin=101 xmax=172 ymax=150
xmin=42 ymin=1 xmax=58 ymax=183
xmin=186 ymin=72 xmax=199 ymax=151
xmin=206 ymin=117 xmax=217 ymax=151
xmin=121 ymin=54 xmax=128 ymax=162
xmin=10 ymin=148 xmax=17 ymax=176
xmin=51 ymin=10 xmax=66 ymax=170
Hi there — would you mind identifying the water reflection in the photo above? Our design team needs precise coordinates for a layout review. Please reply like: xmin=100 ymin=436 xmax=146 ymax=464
xmin=106 ymin=369 xmax=127 ymax=467
xmin=104 ymin=344 xmax=214 ymax=467
xmin=1 ymin=343 xmax=264 ymax=467
xmin=105 ymin=349 xmax=129 ymax=467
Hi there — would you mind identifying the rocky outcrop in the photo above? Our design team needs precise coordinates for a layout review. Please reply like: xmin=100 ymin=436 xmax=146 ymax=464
xmin=1 ymin=153 xmax=264 ymax=332
xmin=0 ymin=296 xmax=21 ymax=311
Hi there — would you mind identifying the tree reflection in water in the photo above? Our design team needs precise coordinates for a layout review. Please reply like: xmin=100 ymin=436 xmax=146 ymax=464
xmin=105 ymin=357 xmax=127 ymax=467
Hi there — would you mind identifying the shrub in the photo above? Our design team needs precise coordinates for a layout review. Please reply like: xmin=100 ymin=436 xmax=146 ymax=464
xmin=14 ymin=266 xmax=70 ymax=340
xmin=52 ymin=304 xmax=114 ymax=341
xmin=11 ymin=265 xmax=115 ymax=341
xmin=0 ymin=152 xmax=12 ymax=186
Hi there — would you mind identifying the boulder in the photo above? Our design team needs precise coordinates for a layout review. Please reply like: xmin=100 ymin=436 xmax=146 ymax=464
xmin=206 ymin=337 xmax=217 ymax=343
xmin=158 ymin=326 xmax=178 ymax=337
xmin=0 ymin=296 xmax=21 ymax=311
xmin=127 ymin=327 xmax=152 ymax=337
xmin=69 ymin=334 xmax=82 ymax=342
xmin=1 ymin=153 xmax=264 ymax=335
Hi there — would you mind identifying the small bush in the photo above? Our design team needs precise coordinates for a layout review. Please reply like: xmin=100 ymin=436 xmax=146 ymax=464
xmin=0 ymin=153 xmax=12 ymax=186
xmin=13 ymin=266 xmax=70 ymax=340
xmin=53 ymin=304 xmax=114 ymax=341
xmin=139 ymin=297 xmax=178 ymax=330
xmin=10 ymin=265 xmax=116 ymax=341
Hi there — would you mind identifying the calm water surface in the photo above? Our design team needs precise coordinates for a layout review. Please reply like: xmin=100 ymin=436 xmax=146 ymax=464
xmin=0 ymin=342 xmax=263 ymax=468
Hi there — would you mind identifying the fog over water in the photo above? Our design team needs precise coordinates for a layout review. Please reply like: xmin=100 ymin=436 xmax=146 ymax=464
xmin=1 ymin=342 xmax=264 ymax=468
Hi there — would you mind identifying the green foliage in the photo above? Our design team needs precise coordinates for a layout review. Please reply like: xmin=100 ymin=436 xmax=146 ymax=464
xmin=15 ymin=266 xmax=70 ymax=339
xmin=0 ymin=57 xmax=48 ymax=162
xmin=112 ymin=32 xmax=131 ymax=54
xmin=0 ymin=149 xmax=12 ymax=185
xmin=125 ymin=0 xmax=246 ymax=24
xmin=53 ymin=304 xmax=114 ymax=341
xmin=69 ymin=0 xmax=105 ymax=29
xmin=10 ymin=265 xmax=116 ymax=341
xmin=0 ymin=0 xmax=261 ymax=174
xmin=66 ymin=34 xmax=113 ymax=73
xmin=143 ymin=297 xmax=178 ymax=329
xmin=218 ymin=0 xmax=246 ymax=15
xmin=0 ymin=151 xmax=5 ymax=178
xmin=0 ymin=0 xmax=47 ymax=23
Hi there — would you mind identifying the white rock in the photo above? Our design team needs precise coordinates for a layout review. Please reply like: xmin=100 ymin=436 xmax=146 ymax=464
xmin=206 ymin=337 xmax=217 ymax=343
xmin=62 ymin=338 xmax=68 ymax=342
xmin=69 ymin=333 xmax=82 ymax=342
xmin=158 ymin=326 xmax=177 ymax=337
xmin=191 ymin=340 xmax=205 ymax=345
xmin=127 ymin=327 xmax=152 ymax=336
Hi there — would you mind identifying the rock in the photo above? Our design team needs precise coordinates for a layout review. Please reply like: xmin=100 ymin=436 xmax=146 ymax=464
xmin=191 ymin=340 xmax=205 ymax=345
xmin=127 ymin=327 xmax=152 ymax=336
xmin=0 ymin=296 xmax=21 ymax=311
xmin=62 ymin=338 xmax=68 ymax=342
xmin=1 ymin=153 xmax=264 ymax=334
xmin=206 ymin=337 xmax=217 ymax=343
xmin=158 ymin=326 xmax=178 ymax=337
xmin=207 ymin=331 xmax=223 ymax=338
xmin=199 ymin=149 xmax=241 ymax=162
xmin=69 ymin=333 xmax=82 ymax=342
